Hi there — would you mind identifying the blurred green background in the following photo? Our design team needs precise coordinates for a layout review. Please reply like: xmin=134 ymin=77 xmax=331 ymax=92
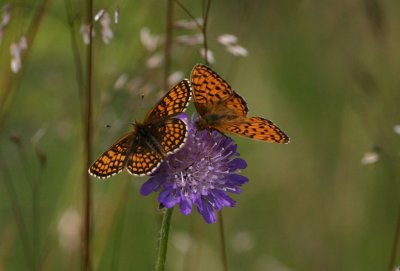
xmin=1 ymin=0 xmax=400 ymax=270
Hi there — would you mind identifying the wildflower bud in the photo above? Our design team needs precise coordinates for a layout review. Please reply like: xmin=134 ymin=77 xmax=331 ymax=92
xmin=168 ymin=71 xmax=184 ymax=87
xmin=140 ymin=27 xmax=160 ymax=52
xmin=200 ymin=48 xmax=215 ymax=64
xmin=174 ymin=18 xmax=203 ymax=30
xmin=226 ymin=44 xmax=248 ymax=57
xmin=80 ymin=24 xmax=95 ymax=45
xmin=114 ymin=6 xmax=119 ymax=24
xmin=100 ymin=12 xmax=113 ymax=44
xmin=94 ymin=9 xmax=105 ymax=21
xmin=0 ymin=4 xmax=12 ymax=44
xmin=10 ymin=36 xmax=27 ymax=73
xmin=175 ymin=34 xmax=203 ymax=46
xmin=217 ymin=34 xmax=238 ymax=46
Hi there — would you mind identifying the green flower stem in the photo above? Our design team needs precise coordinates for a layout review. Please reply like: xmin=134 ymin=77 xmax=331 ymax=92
xmin=156 ymin=207 xmax=174 ymax=271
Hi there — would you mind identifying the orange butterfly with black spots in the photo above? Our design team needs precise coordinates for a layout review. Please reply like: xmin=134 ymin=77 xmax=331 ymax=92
xmin=190 ymin=64 xmax=289 ymax=143
xmin=89 ymin=79 xmax=192 ymax=179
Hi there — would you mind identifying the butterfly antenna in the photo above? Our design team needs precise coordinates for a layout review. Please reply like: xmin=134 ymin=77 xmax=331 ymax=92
xmin=173 ymin=0 xmax=203 ymax=31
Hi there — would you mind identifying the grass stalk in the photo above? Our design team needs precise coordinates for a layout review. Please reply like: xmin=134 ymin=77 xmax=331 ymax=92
xmin=389 ymin=207 xmax=400 ymax=270
xmin=83 ymin=0 xmax=94 ymax=269
xmin=163 ymin=0 xmax=175 ymax=91
xmin=201 ymin=0 xmax=211 ymax=65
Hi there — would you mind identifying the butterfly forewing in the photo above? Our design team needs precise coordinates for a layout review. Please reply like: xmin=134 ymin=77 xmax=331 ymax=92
xmin=145 ymin=79 xmax=192 ymax=122
xmin=89 ymin=133 xmax=133 ymax=179
xmin=191 ymin=64 xmax=235 ymax=105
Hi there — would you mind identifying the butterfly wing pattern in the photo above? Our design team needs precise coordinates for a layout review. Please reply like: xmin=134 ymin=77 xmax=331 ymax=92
xmin=88 ymin=133 xmax=133 ymax=178
xmin=89 ymin=79 xmax=192 ymax=179
xmin=191 ymin=64 xmax=289 ymax=144
xmin=191 ymin=64 xmax=248 ymax=117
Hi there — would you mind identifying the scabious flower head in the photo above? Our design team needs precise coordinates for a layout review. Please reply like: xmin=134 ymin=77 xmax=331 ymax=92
xmin=140 ymin=115 xmax=248 ymax=223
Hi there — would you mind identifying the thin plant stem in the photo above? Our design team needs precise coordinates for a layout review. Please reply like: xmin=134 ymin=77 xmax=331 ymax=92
xmin=202 ymin=0 xmax=211 ymax=65
xmin=163 ymin=0 xmax=175 ymax=92
xmin=173 ymin=0 xmax=211 ymax=65
xmin=83 ymin=0 xmax=94 ymax=269
xmin=389 ymin=207 xmax=400 ymax=270
xmin=64 ymin=0 xmax=86 ymax=122
xmin=218 ymin=211 xmax=228 ymax=271
xmin=155 ymin=208 xmax=174 ymax=271
xmin=173 ymin=0 xmax=203 ymax=30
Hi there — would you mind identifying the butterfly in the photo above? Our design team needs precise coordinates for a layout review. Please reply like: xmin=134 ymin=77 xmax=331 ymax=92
xmin=88 ymin=79 xmax=192 ymax=179
xmin=190 ymin=64 xmax=289 ymax=143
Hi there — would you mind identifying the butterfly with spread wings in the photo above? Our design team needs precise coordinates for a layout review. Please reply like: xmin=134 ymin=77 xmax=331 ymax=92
xmin=190 ymin=64 xmax=289 ymax=143
xmin=89 ymin=79 xmax=192 ymax=179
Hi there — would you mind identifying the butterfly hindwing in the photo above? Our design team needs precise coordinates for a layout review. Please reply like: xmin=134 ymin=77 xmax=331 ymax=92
xmin=126 ymin=144 xmax=164 ymax=176
xmin=220 ymin=117 xmax=289 ymax=143
xmin=157 ymin=118 xmax=188 ymax=155
xmin=88 ymin=133 xmax=133 ymax=179
xmin=222 ymin=92 xmax=248 ymax=117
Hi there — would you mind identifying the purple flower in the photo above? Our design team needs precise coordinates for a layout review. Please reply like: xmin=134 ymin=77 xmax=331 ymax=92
xmin=140 ymin=116 xmax=248 ymax=223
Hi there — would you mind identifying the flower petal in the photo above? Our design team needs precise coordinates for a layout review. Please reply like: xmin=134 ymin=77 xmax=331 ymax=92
xmin=158 ymin=189 xmax=178 ymax=208
xmin=213 ymin=190 xmax=236 ymax=208
xmin=196 ymin=198 xmax=216 ymax=224
xmin=140 ymin=175 xmax=164 ymax=195
xmin=228 ymin=174 xmax=249 ymax=185
xmin=179 ymin=197 xmax=193 ymax=215
xmin=228 ymin=158 xmax=247 ymax=171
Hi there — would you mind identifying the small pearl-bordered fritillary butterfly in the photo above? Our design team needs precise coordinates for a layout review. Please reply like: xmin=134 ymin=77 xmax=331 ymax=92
xmin=190 ymin=64 xmax=289 ymax=143
xmin=89 ymin=79 xmax=192 ymax=179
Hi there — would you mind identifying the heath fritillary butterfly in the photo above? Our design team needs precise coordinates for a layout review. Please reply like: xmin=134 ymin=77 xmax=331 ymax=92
xmin=190 ymin=64 xmax=289 ymax=143
xmin=89 ymin=79 xmax=192 ymax=179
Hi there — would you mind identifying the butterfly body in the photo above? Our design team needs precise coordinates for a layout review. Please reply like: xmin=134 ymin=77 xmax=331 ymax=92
xmin=89 ymin=79 xmax=192 ymax=179
xmin=191 ymin=64 xmax=289 ymax=144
